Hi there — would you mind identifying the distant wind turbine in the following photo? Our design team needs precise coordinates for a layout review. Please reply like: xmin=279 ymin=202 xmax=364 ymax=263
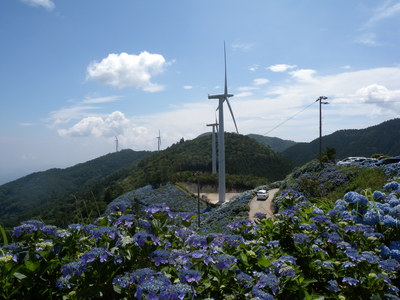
xmin=208 ymin=42 xmax=239 ymax=204
xmin=156 ymin=130 xmax=161 ymax=151
xmin=206 ymin=119 xmax=218 ymax=174
xmin=115 ymin=136 xmax=119 ymax=152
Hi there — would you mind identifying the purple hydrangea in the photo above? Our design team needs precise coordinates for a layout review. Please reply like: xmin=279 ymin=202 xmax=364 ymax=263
xmin=328 ymin=279 xmax=340 ymax=292
xmin=61 ymin=261 xmax=87 ymax=277
xmin=80 ymin=247 xmax=112 ymax=264
xmin=179 ymin=269 xmax=201 ymax=284
xmin=293 ymin=233 xmax=310 ymax=244
xmin=133 ymin=231 xmax=160 ymax=247
xmin=114 ymin=214 xmax=136 ymax=227
xmin=151 ymin=249 xmax=170 ymax=266
xmin=214 ymin=254 xmax=237 ymax=270
xmin=342 ymin=276 xmax=359 ymax=286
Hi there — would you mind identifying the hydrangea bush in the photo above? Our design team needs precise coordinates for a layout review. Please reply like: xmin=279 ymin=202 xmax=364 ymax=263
xmin=1 ymin=180 xmax=400 ymax=298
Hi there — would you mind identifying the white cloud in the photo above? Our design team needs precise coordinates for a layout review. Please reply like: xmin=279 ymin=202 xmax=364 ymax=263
xmin=365 ymin=1 xmax=400 ymax=27
xmin=235 ymin=92 xmax=253 ymax=98
xmin=231 ymin=43 xmax=254 ymax=52
xmin=355 ymin=33 xmax=379 ymax=46
xmin=183 ymin=85 xmax=193 ymax=90
xmin=248 ymin=64 xmax=259 ymax=72
xmin=20 ymin=0 xmax=55 ymax=10
xmin=268 ymin=64 xmax=297 ymax=72
xmin=237 ymin=86 xmax=259 ymax=91
xmin=289 ymin=69 xmax=317 ymax=83
xmin=81 ymin=96 xmax=121 ymax=104
xmin=19 ymin=122 xmax=35 ymax=126
xmin=58 ymin=111 xmax=131 ymax=137
xmin=253 ymin=78 xmax=269 ymax=86
xmin=86 ymin=52 xmax=168 ymax=92
xmin=53 ymin=67 xmax=400 ymax=148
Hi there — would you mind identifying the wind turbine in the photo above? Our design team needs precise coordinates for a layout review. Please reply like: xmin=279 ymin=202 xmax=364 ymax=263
xmin=208 ymin=43 xmax=239 ymax=204
xmin=156 ymin=130 xmax=161 ymax=151
xmin=206 ymin=119 xmax=218 ymax=174
xmin=115 ymin=136 xmax=119 ymax=152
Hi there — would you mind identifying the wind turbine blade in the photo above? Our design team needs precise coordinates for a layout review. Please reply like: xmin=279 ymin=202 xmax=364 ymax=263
xmin=226 ymin=99 xmax=239 ymax=133
xmin=224 ymin=41 xmax=228 ymax=96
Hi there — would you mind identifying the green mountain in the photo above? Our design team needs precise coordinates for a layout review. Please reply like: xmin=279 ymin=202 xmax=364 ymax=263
xmin=0 ymin=149 xmax=151 ymax=228
xmin=117 ymin=133 xmax=295 ymax=190
xmin=282 ymin=118 xmax=400 ymax=165
xmin=247 ymin=134 xmax=297 ymax=152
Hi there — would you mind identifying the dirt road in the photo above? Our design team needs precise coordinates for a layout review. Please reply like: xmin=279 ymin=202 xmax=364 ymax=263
xmin=248 ymin=188 xmax=279 ymax=221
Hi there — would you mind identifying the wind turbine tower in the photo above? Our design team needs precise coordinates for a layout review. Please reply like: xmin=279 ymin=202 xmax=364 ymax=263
xmin=115 ymin=136 xmax=119 ymax=152
xmin=156 ymin=130 xmax=161 ymax=151
xmin=208 ymin=43 xmax=238 ymax=204
xmin=206 ymin=121 xmax=218 ymax=174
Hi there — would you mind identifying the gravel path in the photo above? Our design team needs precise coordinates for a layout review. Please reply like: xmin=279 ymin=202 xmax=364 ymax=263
xmin=248 ymin=188 xmax=279 ymax=221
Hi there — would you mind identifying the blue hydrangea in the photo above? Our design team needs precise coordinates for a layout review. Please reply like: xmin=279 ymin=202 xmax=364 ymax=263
xmin=214 ymin=254 xmax=237 ymax=270
xmin=328 ymin=279 xmax=340 ymax=292
xmin=373 ymin=190 xmax=387 ymax=201
xmin=342 ymin=276 xmax=359 ymax=286
xmin=80 ymin=247 xmax=112 ymax=264
xmin=133 ymin=231 xmax=160 ymax=247
xmin=384 ymin=182 xmax=400 ymax=192
xmin=61 ymin=261 xmax=87 ymax=277
xmin=151 ymin=249 xmax=170 ymax=266
xmin=293 ymin=233 xmax=310 ymax=244
xmin=179 ymin=269 xmax=201 ymax=284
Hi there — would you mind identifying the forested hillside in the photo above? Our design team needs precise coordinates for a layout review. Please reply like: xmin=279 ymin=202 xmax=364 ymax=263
xmin=282 ymin=118 xmax=400 ymax=165
xmin=0 ymin=149 xmax=151 ymax=228
xmin=247 ymin=134 xmax=297 ymax=152
xmin=117 ymin=133 xmax=295 ymax=190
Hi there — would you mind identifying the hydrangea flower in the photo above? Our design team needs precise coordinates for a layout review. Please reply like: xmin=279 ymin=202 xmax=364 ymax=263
xmin=80 ymin=247 xmax=112 ymax=264
xmin=151 ymin=249 xmax=170 ymax=266
xmin=133 ymin=231 xmax=160 ymax=247
xmin=328 ymin=279 xmax=340 ymax=292
xmin=384 ymin=182 xmax=400 ymax=192
xmin=342 ymin=276 xmax=359 ymax=286
xmin=179 ymin=269 xmax=201 ymax=284
xmin=214 ymin=254 xmax=237 ymax=270
xmin=293 ymin=233 xmax=310 ymax=244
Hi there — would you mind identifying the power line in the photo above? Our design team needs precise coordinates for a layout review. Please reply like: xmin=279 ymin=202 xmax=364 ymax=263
xmin=263 ymin=100 xmax=317 ymax=136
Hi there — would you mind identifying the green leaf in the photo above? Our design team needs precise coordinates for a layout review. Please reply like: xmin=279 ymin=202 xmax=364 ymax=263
xmin=13 ymin=272 xmax=27 ymax=280
xmin=0 ymin=225 xmax=8 ymax=245
xmin=257 ymin=254 xmax=271 ymax=268
xmin=25 ymin=259 xmax=40 ymax=272
xmin=239 ymin=252 xmax=249 ymax=266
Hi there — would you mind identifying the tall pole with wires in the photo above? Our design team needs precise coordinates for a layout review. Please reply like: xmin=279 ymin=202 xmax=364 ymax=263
xmin=317 ymin=96 xmax=329 ymax=164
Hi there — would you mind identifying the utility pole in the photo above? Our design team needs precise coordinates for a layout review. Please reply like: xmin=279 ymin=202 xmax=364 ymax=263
xmin=317 ymin=96 xmax=329 ymax=164
xmin=206 ymin=122 xmax=218 ymax=174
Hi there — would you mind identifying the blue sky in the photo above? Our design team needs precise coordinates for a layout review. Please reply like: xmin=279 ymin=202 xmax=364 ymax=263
xmin=1 ymin=0 xmax=400 ymax=184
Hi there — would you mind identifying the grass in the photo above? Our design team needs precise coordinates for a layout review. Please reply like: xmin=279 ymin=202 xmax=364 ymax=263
xmin=327 ymin=167 xmax=387 ymax=202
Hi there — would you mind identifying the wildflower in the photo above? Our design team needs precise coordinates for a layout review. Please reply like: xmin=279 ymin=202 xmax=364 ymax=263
xmin=342 ymin=276 xmax=359 ymax=286
xmin=179 ymin=269 xmax=201 ymax=284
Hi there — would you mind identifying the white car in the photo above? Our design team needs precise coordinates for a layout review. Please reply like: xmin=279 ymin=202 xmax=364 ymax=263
xmin=257 ymin=189 xmax=268 ymax=200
